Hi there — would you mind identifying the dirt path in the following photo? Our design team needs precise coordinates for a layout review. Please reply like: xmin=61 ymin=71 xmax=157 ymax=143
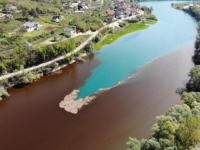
xmin=42 ymin=30 xmax=94 ymax=45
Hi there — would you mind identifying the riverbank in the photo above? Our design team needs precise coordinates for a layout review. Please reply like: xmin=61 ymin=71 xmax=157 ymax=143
xmin=95 ymin=23 xmax=150 ymax=50
xmin=0 ymin=44 xmax=194 ymax=150
xmin=0 ymin=19 xmax=152 ymax=101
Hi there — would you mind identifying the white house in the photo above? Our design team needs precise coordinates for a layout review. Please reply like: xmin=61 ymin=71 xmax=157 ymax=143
xmin=63 ymin=27 xmax=76 ymax=37
xmin=183 ymin=5 xmax=189 ymax=10
xmin=21 ymin=22 xmax=40 ymax=32
xmin=4 ymin=4 xmax=17 ymax=11
xmin=72 ymin=3 xmax=78 ymax=8
xmin=52 ymin=16 xmax=60 ymax=22
xmin=189 ymin=4 xmax=194 ymax=8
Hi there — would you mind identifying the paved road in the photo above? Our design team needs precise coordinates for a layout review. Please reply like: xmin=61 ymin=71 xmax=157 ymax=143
xmin=0 ymin=12 xmax=143 ymax=81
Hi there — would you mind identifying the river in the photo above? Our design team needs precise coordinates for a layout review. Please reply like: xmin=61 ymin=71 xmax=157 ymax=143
xmin=0 ymin=1 xmax=197 ymax=150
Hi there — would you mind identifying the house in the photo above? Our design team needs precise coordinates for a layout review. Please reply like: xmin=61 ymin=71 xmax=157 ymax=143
xmin=62 ymin=0 xmax=68 ymax=3
xmin=131 ymin=3 xmax=139 ymax=9
xmin=54 ymin=35 xmax=60 ymax=41
xmin=113 ymin=1 xmax=125 ymax=9
xmin=183 ymin=5 xmax=189 ymax=10
xmin=21 ymin=22 xmax=40 ymax=32
xmin=66 ymin=1 xmax=72 ymax=7
xmin=5 ymin=14 xmax=13 ymax=19
xmin=63 ymin=27 xmax=76 ymax=37
xmin=115 ymin=7 xmax=125 ymax=18
xmin=104 ymin=16 xmax=113 ymax=23
xmin=108 ymin=12 xmax=115 ymax=17
xmin=189 ymin=4 xmax=194 ymax=8
xmin=0 ymin=13 xmax=5 ymax=20
xmin=72 ymin=3 xmax=78 ymax=8
xmin=4 ymin=4 xmax=17 ymax=11
xmin=52 ymin=16 xmax=60 ymax=22
xmin=78 ymin=3 xmax=88 ymax=11
xmin=75 ymin=0 xmax=82 ymax=3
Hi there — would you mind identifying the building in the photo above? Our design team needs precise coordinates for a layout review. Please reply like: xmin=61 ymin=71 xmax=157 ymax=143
xmin=4 ymin=4 xmax=17 ymax=11
xmin=62 ymin=0 xmax=68 ymax=3
xmin=108 ymin=12 xmax=115 ymax=17
xmin=0 ymin=13 xmax=5 ymax=21
xmin=183 ymin=5 xmax=189 ymax=10
xmin=189 ymin=4 xmax=194 ymax=8
xmin=78 ymin=3 xmax=88 ymax=11
xmin=5 ymin=14 xmax=13 ymax=19
xmin=75 ymin=0 xmax=82 ymax=3
xmin=115 ymin=7 xmax=125 ymax=18
xmin=21 ymin=22 xmax=40 ymax=32
xmin=72 ymin=3 xmax=78 ymax=8
xmin=63 ymin=27 xmax=76 ymax=37
xmin=52 ymin=16 xmax=60 ymax=22
xmin=66 ymin=1 xmax=72 ymax=7
xmin=54 ymin=35 xmax=60 ymax=41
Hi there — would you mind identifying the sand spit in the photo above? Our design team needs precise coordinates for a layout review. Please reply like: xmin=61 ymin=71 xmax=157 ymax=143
xmin=59 ymin=90 xmax=96 ymax=114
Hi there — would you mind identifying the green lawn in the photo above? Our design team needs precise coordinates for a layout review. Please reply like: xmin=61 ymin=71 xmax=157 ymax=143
xmin=145 ymin=20 xmax=157 ymax=24
xmin=94 ymin=42 xmax=102 ymax=50
xmin=102 ymin=23 xmax=149 ymax=45
xmin=94 ymin=23 xmax=149 ymax=50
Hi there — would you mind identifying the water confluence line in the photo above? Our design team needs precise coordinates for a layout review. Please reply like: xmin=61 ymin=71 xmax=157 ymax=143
xmin=0 ymin=12 xmax=144 ymax=81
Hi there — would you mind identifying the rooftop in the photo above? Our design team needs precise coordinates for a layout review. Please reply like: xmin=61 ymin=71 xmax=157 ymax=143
xmin=25 ymin=22 xmax=38 ymax=28
xmin=63 ymin=28 xmax=73 ymax=32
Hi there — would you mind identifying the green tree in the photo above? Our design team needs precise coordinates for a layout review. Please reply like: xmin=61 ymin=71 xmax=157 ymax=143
xmin=0 ymin=63 xmax=7 ymax=74
xmin=126 ymin=137 xmax=140 ymax=150
xmin=30 ymin=8 xmax=38 ymax=18
xmin=188 ymin=65 xmax=200 ymax=90
xmin=177 ymin=116 xmax=200 ymax=149
xmin=22 ymin=9 xmax=29 ymax=19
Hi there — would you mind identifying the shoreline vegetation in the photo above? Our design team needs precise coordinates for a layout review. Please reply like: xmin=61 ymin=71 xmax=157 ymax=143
xmin=127 ymin=2 xmax=200 ymax=150
xmin=0 ymin=5 xmax=157 ymax=101
xmin=94 ymin=23 xmax=151 ymax=50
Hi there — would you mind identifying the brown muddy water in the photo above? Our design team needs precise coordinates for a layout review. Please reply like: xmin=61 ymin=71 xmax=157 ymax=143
xmin=0 ymin=45 xmax=194 ymax=150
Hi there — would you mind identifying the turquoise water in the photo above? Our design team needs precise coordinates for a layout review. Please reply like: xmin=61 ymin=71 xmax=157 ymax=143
xmin=76 ymin=1 xmax=198 ymax=99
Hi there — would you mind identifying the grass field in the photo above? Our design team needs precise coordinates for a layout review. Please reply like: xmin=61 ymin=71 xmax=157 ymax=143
xmin=102 ymin=23 xmax=149 ymax=45
xmin=145 ymin=20 xmax=157 ymax=24
xmin=94 ymin=23 xmax=150 ymax=50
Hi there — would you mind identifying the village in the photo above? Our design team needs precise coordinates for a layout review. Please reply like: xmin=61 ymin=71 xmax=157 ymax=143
xmin=0 ymin=0 xmax=143 ymax=48
xmin=0 ymin=0 xmax=158 ymax=86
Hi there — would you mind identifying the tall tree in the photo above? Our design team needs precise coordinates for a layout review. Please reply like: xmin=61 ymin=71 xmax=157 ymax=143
xmin=177 ymin=116 xmax=200 ymax=149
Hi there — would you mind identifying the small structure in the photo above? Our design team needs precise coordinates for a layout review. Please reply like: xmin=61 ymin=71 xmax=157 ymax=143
xmin=62 ymin=0 xmax=68 ymax=3
xmin=4 ymin=4 xmax=17 ymax=11
xmin=63 ymin=27 xmax=76 ymax=37
xmin=108 ymin=12 xmax=115 ymax=17
xmin=189 ymin=4 xmax=194 ymax=8
xmin=183 ymin=5 xmax=189 ymax=10
xmin=29 ymin=16 xmax=34 ymax=22
xmin=54 ymin=35 xmax=60 ymax=41
xmin=72 ymin=3 xmax=78 ymax=8
xmin=5 ymin=14 xmax=13 ymax=19
xmin=0 ymin=13 xmax=5 ymax=21
xmin=104 ymin=16 xmax=113 ymax=23
xmin=52 ymin=15 xmax=60 ymax=22
xmin=21 ymin=22 xmax=40 ymax=32
xmin=76 ymin=30 xmax=81 ymax=34
xmin=75 ymin=0 xmax=82 ymax=3
xmin=66 ymin=1 xmax=72 ymax=7
xmin=115 ymin=8 xmax=125 ymax=19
